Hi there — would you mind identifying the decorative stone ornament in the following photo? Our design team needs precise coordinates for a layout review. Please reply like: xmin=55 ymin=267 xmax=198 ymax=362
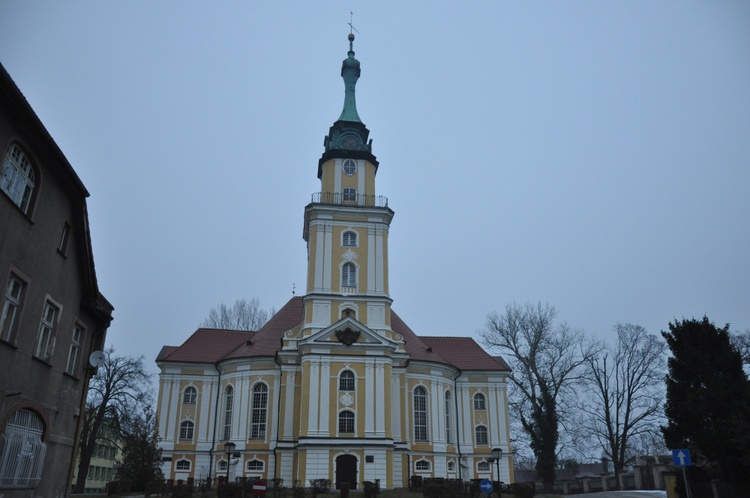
xmin=336 ymin=327 xmax=361 ymax=346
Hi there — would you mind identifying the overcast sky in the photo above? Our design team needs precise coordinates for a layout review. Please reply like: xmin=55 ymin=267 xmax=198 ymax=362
xmin=1 ymin=1 xmax=748 ymax=378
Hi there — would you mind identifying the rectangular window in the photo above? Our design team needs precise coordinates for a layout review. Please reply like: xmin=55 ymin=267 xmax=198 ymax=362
xmin=0 ymin=274 xmax=25 ymax=343
xmin=36 ymin=300 xmax=59 ymax=361
xmin=67 ymin=324 xmax=83 ymax=375
xmin=343 ymin=188 xmax=356 ymax=202
xmin=58 ymin=222 xmax=71 ymax=255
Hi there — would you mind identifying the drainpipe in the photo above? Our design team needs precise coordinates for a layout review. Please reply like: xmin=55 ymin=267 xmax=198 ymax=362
xmin=453 ymin=369 xmax=463 ymax=481
xmin=208 ymin=362 xmax=222 ymax=484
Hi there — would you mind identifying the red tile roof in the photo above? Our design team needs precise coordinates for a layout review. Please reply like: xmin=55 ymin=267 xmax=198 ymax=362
xmin=158 ymin=297 xmax=509 ymax=372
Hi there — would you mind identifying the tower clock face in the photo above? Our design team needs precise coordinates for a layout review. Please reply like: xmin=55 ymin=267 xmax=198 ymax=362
xmin=343 ymin=159 xmax=357 ymax=175
xmin=340 ymin=135 xmax=360 ymax=150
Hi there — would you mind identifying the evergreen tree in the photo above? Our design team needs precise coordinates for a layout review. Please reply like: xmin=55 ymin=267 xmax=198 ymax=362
xmin=117 ymin=406 xmax=164 ymax=491
xmin=662 ymin=316 xmax=750 ymax=485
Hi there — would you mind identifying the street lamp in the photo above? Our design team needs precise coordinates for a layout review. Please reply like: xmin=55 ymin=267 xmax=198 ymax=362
xmin=223 ymin=441 xmax=236 ymax=483
xmin=491 ymin=448 xmax=503 ymax=497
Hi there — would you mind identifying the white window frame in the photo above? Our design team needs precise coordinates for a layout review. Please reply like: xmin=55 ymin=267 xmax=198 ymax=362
xmin=341 ymin=262 xmax=356 ymax=289
xmin=183 ymin=386 xmax=197 ymax=404
xmin=477 ymin=461 xmax=490 ymax=472
xmin=0 ymin=409 xmax=47 ymax=488
xmin=342 ymin=230 xmax=357 ymax=247
xmin=222 ymin=386 xmax=234 ymax=441
xmin=179 ymin=420 xmax=194 ymax=441
xmin=475 ymin=425 xmax=489 ymax=445
xmin=246 ymin=459 xmax=264 ymax=471
xmin=413 ymin=386 xmax=428 ymax=442
xmin=474 ymin=392 xmax=486 ymax=410
xmin=250 ymin=383 xmax=268 ymax=439
xmin=342 ymin=187 xmax=356 ymax=202
xmin=339 ymin=370 xmax=355 ymax=391
xmin=1 ymin=143 xmax=36 ymax=214
xmin=176 ymin=459 xmax=191 ymax=471
xmin=338 ymin=410 xmax=355 ymax=434
xmin=445 ymin=390 xmax=452 ymax=444
xmin=36 ymin=299 xmax=60 ymax=362
xmin=414 ymin=459 xmax=431 ymax=471
xmin=0 ymin=274 xmax=25 ymax=343
xmin=66 ymin=324 xmax=83 ymax=375
xmin=343 ymin=158 xmax=357 ymax=176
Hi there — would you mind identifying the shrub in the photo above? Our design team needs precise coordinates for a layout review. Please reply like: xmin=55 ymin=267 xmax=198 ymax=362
xmin=217 ymin=483 xmax=244 ymax=498
xmin=509 ymin=482 xmax=535 ymax=498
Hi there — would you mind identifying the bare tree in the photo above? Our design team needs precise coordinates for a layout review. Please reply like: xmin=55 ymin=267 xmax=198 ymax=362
xmin=481 ymin=302 xmax=597 ymax=492
xmin=74 ymin=347 xmax=152 ymax=494
xmin=581 ymin=324 xmax=666 ymax=485
xmin=200 ymin=298 xmax=272 ymax=331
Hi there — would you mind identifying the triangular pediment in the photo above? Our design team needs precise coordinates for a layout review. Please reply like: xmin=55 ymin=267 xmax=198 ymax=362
xmin=301 ymin=317 xmax=395 ymax=349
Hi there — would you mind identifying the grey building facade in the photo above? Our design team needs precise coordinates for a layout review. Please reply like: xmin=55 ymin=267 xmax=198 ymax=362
xmin=0 ymin=64 xmax=113 ymax=498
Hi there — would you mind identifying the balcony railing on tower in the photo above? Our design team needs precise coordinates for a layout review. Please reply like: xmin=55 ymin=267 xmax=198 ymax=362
xmin=311 ymin=192 xmax=388 ymax=208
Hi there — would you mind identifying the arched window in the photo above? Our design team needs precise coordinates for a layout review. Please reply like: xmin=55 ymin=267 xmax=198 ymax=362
xmin=343 ymin=230 xmax=357 ymax=247
xmin=218 ymin=460 xmax=228 ymax=471
xmin=1 ymin=143 xmax=36 ymax=214
xmin=474 ymin=392 xmax=486 ymax=410
xmin=223 ymin=386 xmax=234 ymax=440
xmin=342 ymin=262 xmax=356 ymax=288
xmin=0 ymin=409 xmax=46 ymax=488
xmin=413 ymin=386 xmax=428 ymax=441
xmin=183 ymin=386 xmax=197 ymax=404
xmin=179 ymin=421 xmax=194 ymax=441
xmin=447 ymin=461 xmax=455 ymax=472
xmin=478 ymin=461 xmax=490 ymax=472
xmin=444 ymin=391 xmax=453 ymax=443
xmin=338 ymin=410 xmax=355 ymax=434
xmin=247 ymin=459 xmax=264 ymax=471
xmin=251 ymin=383 xmax=268 ymax=439
xmin=339 ymin=370 xmax=355 ymax=391
xmin=415 ymin=459 xmax=431 ymax=471
xmin=176 ymin=459 xmax=191 ymax=471
xmin=475 ymin=425 xmax=488 ymax=445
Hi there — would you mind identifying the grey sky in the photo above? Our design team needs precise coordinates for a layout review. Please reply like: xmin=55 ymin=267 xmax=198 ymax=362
xmin=1 ymin=1 xmax=748 ymax=377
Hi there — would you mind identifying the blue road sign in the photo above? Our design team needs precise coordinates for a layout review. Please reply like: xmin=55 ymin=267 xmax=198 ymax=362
xmin=479 ymin=479 xmax=493 ymax=493
xmin=672 ymin=449 xmax=692 ymax=467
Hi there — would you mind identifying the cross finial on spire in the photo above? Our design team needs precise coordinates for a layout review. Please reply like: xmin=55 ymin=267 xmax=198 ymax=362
xmin=348 ymin=11 xmax=359 ymax=35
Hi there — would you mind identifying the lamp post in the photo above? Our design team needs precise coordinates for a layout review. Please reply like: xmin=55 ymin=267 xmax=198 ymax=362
xmin=491 ymin=448 xmax=503 ymax=497
xmin=223 ymin=441 xmax=236 ymax=484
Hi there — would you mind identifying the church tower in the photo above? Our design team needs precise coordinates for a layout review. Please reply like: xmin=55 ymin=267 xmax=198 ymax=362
xmin=302 ymin=33 xmax=396 ymax=341
xmin=155 ymin=32 xmax=513 ymax=492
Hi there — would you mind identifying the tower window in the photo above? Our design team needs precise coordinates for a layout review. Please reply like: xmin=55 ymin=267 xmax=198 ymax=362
xmin=475 ymin=425 xmax=488 ymax=445
xmin=341 ymin=262 xmax=356 ymax=289
xmin=179 ymin=420 xmax=194 ymax=441
xmin=183 ymin=386 xmax=197 ymax=404
xmin=339 ymin=410 xmax=355 ymax=434
xmin=343 ymin=159 xmax=357 ymax=175
xmin=474 ymin=393 xmax=486 ymax=410
xmin=1 ymin=143 xmax=36 ymax=214
xmin=343 ymin=188 xmax=356 ymax=202
xmin=339 ymin=370 xmax=355 ymax=391
xmin=343 ymin=230 xmax=357 ymax=247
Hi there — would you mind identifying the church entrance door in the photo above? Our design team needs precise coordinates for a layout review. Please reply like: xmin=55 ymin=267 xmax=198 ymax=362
xmin=335 ymin=454 xmax=358 ymax=490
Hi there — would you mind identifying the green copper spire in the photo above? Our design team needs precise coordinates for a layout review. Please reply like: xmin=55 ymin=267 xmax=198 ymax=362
xmin=338 ymin=33 xmax=362 ymax=123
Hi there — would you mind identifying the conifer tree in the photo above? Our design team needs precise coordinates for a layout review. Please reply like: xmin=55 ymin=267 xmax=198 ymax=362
xmin=662 ymin=316 xmax=750 ymax=485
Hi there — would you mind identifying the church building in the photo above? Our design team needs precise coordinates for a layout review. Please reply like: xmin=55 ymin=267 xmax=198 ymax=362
xmin=155 ymin=34 xmax=513 ymax=490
